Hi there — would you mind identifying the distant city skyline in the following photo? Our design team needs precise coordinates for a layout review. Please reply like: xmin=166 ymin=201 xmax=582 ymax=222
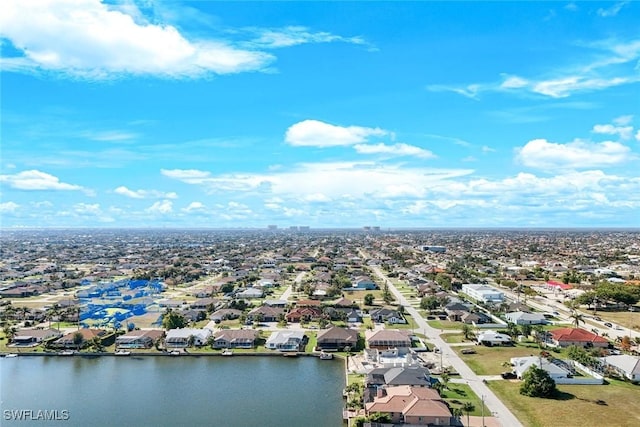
xmin=1 ymin=1 xmax=639 ymax=228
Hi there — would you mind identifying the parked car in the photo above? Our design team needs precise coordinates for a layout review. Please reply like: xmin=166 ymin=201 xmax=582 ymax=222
xmin=501 ymin=371 xmax=517 ymax=379
xmin=461 ymin=348 xmax=476 ymax=354
xmin=604 ymin=322 xmax=613 ymax=328
xmin=594 ymin=316 xmax=602 ymax=321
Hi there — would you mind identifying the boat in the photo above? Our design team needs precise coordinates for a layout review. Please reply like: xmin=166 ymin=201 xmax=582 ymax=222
xmin=169 ymin=350 xmax=181 ymax=356
xmin=115 ymin=350 xmax=131 ymax=356
xmin=283 ymin=352 xmax=299 ymax=357
xmin=59 ymin=350 xmax=76 ymax=356
xmin=5 ymin=353 xmax=18 ymax=358
xmin=319 ymin=352 xmax=333 ymax=360
xmin=221 ymin=349 xmax=233 ymax=356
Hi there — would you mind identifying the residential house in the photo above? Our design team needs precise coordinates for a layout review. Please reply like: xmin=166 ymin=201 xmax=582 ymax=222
xmin=366 ymin=366 xmax=431 ymax=390
xmin=369 ymin=308 xmax=406 ymax=324
xmin=460 ymin=311 xmax=492 ymax=325
xmin=477 ymin=330 xmax=512 ymax=346
xmin=350 ymin=276 xmax=377 ymax=290
xmin=247 ymin=306 xmax=284 ymax=323
xmin=165 ymin=328 xmax=212 ymax=348
xmin=505 ymin=311 xmax=548 ymax=325
xmin=263 ymin=299 xmax=288 ymax=308
xmin=286 ymin=306 xmax=323 ymax=323
xmin=12 ymin=328 xmax=62 ymax=346
xmin=211 ymin=329 xmax=259 ymax=349
xmin=265 ymin=330 xmax=306 ymax=352
xmin=190 ymin=297 xmax=221 ymax=311
xmin=237 ymin=287 xmax=264 ymax=299
xmin=115 ymin=330 xmax=164 ymax=349
xmin=548 ymin=328 xmax=609 ymax=348
xmin=316 ymin=326 xmax=359 ymax=351
xmin=599 ymin=355 xmax=640 ymax=382
xmin=364 ymin=385 xmax=452 ymax=426
xmin=332 ymin=297 xmax=355 ymax=308
xmin=444 ymin=301 xmax=471 ymax=322
xmin=52 ymin=329 xmax=107 ymax=349
xmin=511 ymin=356 xmax=571 ymax=381
xmin=210 ymin=309 xmax=242 ymax=323
xmin=366 ymin=329 xmax=411 ymax=350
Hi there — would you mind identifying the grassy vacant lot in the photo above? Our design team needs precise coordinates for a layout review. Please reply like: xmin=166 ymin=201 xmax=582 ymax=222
xmin=427 ymin=319 xmax=461 ymax=330
xmin=442 ymin=333 xmax=468 ymax=344
xmin=488 ymin=379 xmax=640 ymax=427
xmin=595 ymin=311 xmax=640 ymax=332
xmin=455 ymin=343 xmax=552 ymax=375
xmin=440 ymin=383 xmax=490 ymax=417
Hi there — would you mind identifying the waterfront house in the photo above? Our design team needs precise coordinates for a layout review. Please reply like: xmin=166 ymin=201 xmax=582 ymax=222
xmin=212 ymin=329 xmax=259 ymax=349
xmin=265 ymin=330 xmax=306 ymax=352
xmin=366 ymin=366 xmax=431 ymax=389
xmin=165 ymin=328 xmax=212 ymax=348
xmin=115 ymin=330 xmax=164 ymax=349
xmin=316 ymin=326 xmax=359 ymax=351
xmin=364 ymin=385 xmax=452 ymax=426
xmin=12 ymin=328 xmax=62 ymax=346
xmin=548 ymin=328 xmax=609 ymax=348
xmin=52 ymin=329 xmax=107 ymax=349
xmin=365 ymin=329 xmax=411 ymax=350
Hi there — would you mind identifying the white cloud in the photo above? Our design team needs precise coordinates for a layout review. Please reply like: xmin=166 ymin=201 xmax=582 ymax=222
xmin=0 ymin=170 xmax=85 ymax=191
xmin=0 ymin=0 xmax=273 ymax=78
xmin=592 ymin=123 xmax=634 ymax=140
xmin=248 ymin=26 xmax=369 ymax=49
xmin=161 ymin=169 xmax=212 ymax=183
xmin=146 ymin=200 xmax=173 ymax=214
xmin=114 ymin=186 xmax=178 ymax=199
xmin=516 ymin=138 xmax=631 ymax=169
xmin=597 ymin=1 xmax=628 ymax=17
xmin=304 ymin=193 xmax=331 ymax=202
xmin=430 ymin=39 xmax=640 ymax=99
xmin=285 ymin=120 xmax=387 ymax=147
xmin=481 ymin=146 xmax=495 ymax=153
xmin=636 ymin=130 xmax=640 ymax=142
xmin=182 ymin=202 xmax=205 ymax=212
xmin=74 ymin=203 xmax=101 ymax=215
xmin=353 ymin=143 xmax=435 ymax=159
xmin=85 ymin=131 xmax=138 ymax=142
xmin=0 ymin=201 xmax=20 ymax=212
xmin=613 ymin=115 xmax=633 ymax=126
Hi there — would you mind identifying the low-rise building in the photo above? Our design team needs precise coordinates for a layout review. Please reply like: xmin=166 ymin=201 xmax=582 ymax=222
xmin=461 ymin=283 xmax=504 ymax=303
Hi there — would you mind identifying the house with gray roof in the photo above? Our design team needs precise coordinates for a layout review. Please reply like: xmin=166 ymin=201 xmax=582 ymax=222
xmin=505 ymin=311 xmax=548 ymax=325
xmin=266 ymin=330 xmax=306 ymax=352
xmin=599 ymin=354 xmax=640 ymax=382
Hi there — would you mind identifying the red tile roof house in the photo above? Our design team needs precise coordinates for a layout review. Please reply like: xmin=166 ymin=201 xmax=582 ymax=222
xmin=549 ymin=328 xmax=609 ymax=348
xmin=285 ymin=306 xmax=323 ymax=323
xmin=365 ymin=385 xmax=453 ymax=426
xmin=52 ymin=329 xmax=107 ymax=349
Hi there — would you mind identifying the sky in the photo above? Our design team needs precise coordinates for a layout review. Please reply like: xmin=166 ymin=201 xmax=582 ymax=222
xmin=1 ymin=0 xmax=639 ymax=229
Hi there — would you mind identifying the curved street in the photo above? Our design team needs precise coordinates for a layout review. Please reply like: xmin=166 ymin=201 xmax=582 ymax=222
xmin=367 ymin=261 xmax=523 ymax=427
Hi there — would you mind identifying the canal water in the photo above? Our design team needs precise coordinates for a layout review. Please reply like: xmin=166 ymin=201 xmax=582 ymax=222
xmin=1 ymin=356 xmax=345 ymax=427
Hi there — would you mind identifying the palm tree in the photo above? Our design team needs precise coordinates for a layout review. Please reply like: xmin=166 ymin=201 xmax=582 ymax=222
xmin=89 ymin=336 xmax=104 ymax=352
xmin=440 ymin=371 xmax=450 ymax=391
xmin=72 ymin=331 xmax=84 ymax=350
xmin=18 ymin=306 xmax=31 ymax=322
xmin=461 ymin=323 xmax=474 ymax=341
xmin=462 ymin=402 xmax=475 ymax=427
xmin=570 ymin=310 xmax=584 ymax=329
xmin=3 ymin=324 xmax=17 ymax=344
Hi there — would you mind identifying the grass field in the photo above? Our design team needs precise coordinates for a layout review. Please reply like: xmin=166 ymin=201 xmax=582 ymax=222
xmin=488 ymin=379 xmax=640 ymax=427
xmin=455 ymin=343 xmax=555 ymax=375
xmin=440 ymin=383 xmax=490 ymax=417
xmin=427 ymin=319 xmax=462 ymax=330
xmin=594 ymin=311 xmax=640 ymax=332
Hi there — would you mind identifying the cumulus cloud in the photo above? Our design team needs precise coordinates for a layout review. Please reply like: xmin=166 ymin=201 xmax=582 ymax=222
xmin=285 ymin=120 xmax=387 ymax=147
xmin=0 ymin=170 xmax=85 ymax=191
xmin=146 ymin=200 xmax=173 ymax=214
xmin=0 ymin=0 xmax=273 ymax=78
xmin=592 ymin=123 xmax=634 ymax=140
xmin=161 ymin=169 xmax=212 ymax=183
xmin=636 ymin=130 xmax=640 ymax=142
xmin=0 ymin=201 xmax=20 ymax=212
xmin=114 ymin=186 xmax=177 ymax=199
xmin=353 ymin=143 xmax=435 ymax=159
xmin=182 ymin=202 xmax=205 ymax=212
xmin=597 ymin=1 xmax=628 ymax=17
xmin=516 ymin=138 xmax=631 ymax=169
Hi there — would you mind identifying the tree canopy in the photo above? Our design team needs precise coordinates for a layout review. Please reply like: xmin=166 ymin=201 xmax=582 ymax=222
xmin=519 ymin=365 xmax=557 ymax=398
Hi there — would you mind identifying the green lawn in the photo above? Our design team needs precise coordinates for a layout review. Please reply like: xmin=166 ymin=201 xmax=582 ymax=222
xmin=455 ymin=344 xmax=553 ymax=375
xmin=488 ymin=379 xmax=640 ymax=427
xmin=440 ymin=383 xmax=490 ymax=417
xmin=427 ymin=319 xmax=461 ymax=330
xmin=442 ymin=333 xmax=469 ymax=344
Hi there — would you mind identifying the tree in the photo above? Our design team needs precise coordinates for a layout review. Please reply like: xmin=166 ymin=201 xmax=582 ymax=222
xmin=368 ymin=412 xmax=392 ymax=423
xmin=162 ymin=310 xmax=187 ymax=330
xmin=440 ymin=371 xmax=450 ymax=390
xmin=382 ymin=282 xmax=393 ymax=304
xmin=2 ymin=324 xmax=17 ymax=343
xmin=89 ymin=336 xmax=104 ymax=352
xmin=519 ymin=365 xmax=557 ymax=398
xmin=364 ymin=293 xmax=375 ymax=306
xmin=461 ymin=323 xmax=474 ymax=341
xmin=420 ymin=296 xmax=439 ymax=312
xmin=570 ymin=310 xmax=584 ymax=329
xmin=461 ymin=402 xmax=475 ymax=427
xmin=72 ymin=331 xmax=84 ymax=350
xmin=519 ymin=323 xmax=532 ymax=338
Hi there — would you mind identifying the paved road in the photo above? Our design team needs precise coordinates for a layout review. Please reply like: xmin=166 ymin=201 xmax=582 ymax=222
xmin=280 ymin=271 xmax=307 ymax=301
xmin=364 ymin=257 xmax=523 ymax=427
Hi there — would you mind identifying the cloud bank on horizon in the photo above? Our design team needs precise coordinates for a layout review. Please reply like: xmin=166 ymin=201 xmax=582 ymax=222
xmin=1 ymin=0 xmax=639 ymax=228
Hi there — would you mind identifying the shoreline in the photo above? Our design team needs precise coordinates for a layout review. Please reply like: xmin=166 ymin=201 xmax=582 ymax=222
xmin=1 ymin=351 xmax=345 ymax=359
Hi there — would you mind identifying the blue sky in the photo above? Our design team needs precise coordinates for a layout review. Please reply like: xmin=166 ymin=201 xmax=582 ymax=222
xmin=1 ymin=1 xmax=639 ymax=228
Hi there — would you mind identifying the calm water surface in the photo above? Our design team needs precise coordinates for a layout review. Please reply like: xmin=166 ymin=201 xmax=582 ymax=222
xmin=1 ymin=355 xmax=345 ymax=427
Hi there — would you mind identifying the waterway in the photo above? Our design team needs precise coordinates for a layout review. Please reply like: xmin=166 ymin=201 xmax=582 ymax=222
xmin=1 ymin=356 xmax=345 ymax=427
